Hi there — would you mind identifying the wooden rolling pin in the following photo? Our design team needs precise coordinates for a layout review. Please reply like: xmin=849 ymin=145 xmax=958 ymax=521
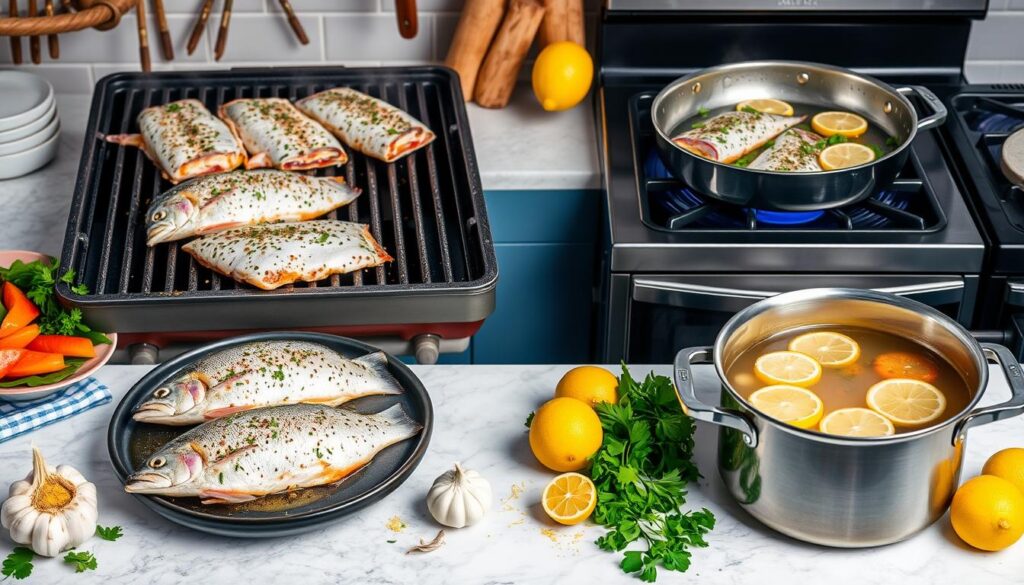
xmin=474 ymin=0 xmax=544 ymax=109
xmin=443 ymin=0 xmax=504 ymax=101
xmin=539 ymin=0 xmax=584 ymax=46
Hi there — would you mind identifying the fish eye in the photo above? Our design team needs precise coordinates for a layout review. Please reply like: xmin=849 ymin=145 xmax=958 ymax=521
xmin=152 ymin=210 xmax=167 ymax=221
xmin=153 ymin=387 xmax=171 ymax=398
xmin=149 ymin=457 xmax=167 ymax=468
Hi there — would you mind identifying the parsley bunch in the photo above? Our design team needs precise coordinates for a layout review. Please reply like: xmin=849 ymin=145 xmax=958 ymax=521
xmin=591 ymin=366 xmax=715 ymax=582
xmin=0 ymin=260 xmax=111 ymax=345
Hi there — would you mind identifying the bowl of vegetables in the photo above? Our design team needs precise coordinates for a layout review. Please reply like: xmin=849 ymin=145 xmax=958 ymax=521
xmin=0 ymin=251 xmax=116 ymax=401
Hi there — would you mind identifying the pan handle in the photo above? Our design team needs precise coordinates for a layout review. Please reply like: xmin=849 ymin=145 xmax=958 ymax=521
xmin=673 ymin=346 xmax=759 ymax=447
xmin=951 ymin=343 xmax=1024 ymax=445
xmin=897 ymin=85 xmax=947 ymax=132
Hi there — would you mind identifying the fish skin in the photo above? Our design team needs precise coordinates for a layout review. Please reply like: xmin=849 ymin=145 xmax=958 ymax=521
xmin=673 ymin=111 xmax=806 ymax=164
xmin=106 ymin=99 xmax=247 ymax=184
xmin=132 ymin=342 xmax=403 ymax=426
xmin=146 ymin=170 xmax=361 ymax=246
xmin=220 ymin=98 xmax=348 ymax=171
xmin=124 ymin=403 xmax=421 ymax=503
xmin=182 ymin=219 xmax=392 ymax=290
xmin=747 ymin=128 xmax=824 ymax=172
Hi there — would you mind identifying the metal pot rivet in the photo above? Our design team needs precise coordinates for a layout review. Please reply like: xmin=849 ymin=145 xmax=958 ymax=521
xmin=692 ymin=82 xmax=702 ymax=94
xmin=797 ymin=72 xmax=810 ymax=84
xmin=884 ymin=101 xmax=893 ymax=114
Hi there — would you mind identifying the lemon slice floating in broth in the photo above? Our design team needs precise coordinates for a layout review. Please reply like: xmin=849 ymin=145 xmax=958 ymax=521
xmin=811 ymin=111 xmax=869 ymax=138
xmin=788 ymin=331 xmax=861 ymax=368
xmin=749 ymin=385 xmax=824 ymax=429
xmin=867 ymin=378 xmax=947 ymax=426
xmin=754 ymin=350 xmax=823 ymax=387
xmin=820 ymin=407 xmax=896 ymax=437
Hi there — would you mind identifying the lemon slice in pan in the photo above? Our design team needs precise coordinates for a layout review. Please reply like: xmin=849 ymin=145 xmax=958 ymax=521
xmin=736 ymin=98 xmax=795 ymax=116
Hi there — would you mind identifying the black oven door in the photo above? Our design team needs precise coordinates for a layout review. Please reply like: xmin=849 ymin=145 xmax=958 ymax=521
xmin=1002 ymin=279 xmax=1024 ymax=361
xmin=619 ymin=274 xmax=977 ymax=364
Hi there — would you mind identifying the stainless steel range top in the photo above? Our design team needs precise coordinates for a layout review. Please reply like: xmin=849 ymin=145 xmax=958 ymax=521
xmin=600 ymin=77 xmax=985 ymax=274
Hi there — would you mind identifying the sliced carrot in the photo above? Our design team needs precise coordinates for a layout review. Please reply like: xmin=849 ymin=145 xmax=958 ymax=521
xmin=0 ymin=282 xmax=40 ymax=339
xmin=27 ymin=335 xmax=95 ymax=358
xmin=6 ymin=351 xmax=64 ymax=378
xmin=0 ymin=325 xmax=40 ymax=350
xmin=0 ymin=349 xmax=26 ymax=378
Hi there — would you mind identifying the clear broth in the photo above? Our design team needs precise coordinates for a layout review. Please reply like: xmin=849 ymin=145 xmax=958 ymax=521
xmin=726 ymin=326 xmax=971 ymax=435
xmin=676 ymin=102 xmax=897 ymax=169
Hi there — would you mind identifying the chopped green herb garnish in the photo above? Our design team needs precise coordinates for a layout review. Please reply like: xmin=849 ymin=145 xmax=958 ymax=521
xmin=690 ymin=121 xmax=705 ymax=129
xmin=696 ymin=106 xmax=710 ymax=117
xmin=62 ymin=551 xmax=97 ymax=573
xmin=95 ymin=525 xmax=123 ymax=541
xmin=2 ymin=548 xmax=34 ymax=580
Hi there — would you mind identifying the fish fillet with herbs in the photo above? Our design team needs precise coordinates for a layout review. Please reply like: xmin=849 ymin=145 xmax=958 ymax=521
xmin=106 ymin=99 xmax=247 ymax=184
xmin=133 ymin=341 xmax=403 ymax=425
xmin=145 ymin=170 xmax=362 ymax=245
xmin=182 ymin=219 xmax=392 ymax=290
xmin=673 ymin=110 xmax=805 ymax=164
xmin=296 ymin=87 xmax=435 ymax=163
xmin=220 ymin=98 xmax=348 ymax=171
xmin=746 ymin=128 xmax=825 ymax=172
xmin=124 ymin=403 xmax=421 ymax=504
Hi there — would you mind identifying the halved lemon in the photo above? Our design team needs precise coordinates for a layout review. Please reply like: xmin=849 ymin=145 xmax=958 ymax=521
xmin=818 ymin=143 xmax=876 ymax=170
xmin=811 ymin=111 xmax=869 ymax=138
xmin=787 ymin=331 xmax=861 ymax=368
xmin=753 ymin=351 xmax=823 ymax=387
xmin=542 ymin=472 xmax=597 ymax=526
xmin=866 ymin=378 xmax=947 ymax=426
xmin=736 ymin=98 xmax=794 ymax=116
xmin=748 ymin=385 xmax=824 ymax=429
xmin=819 ymin=407 xmax=896 ymax=437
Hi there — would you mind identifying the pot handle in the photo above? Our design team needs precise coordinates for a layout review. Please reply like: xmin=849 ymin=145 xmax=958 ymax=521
xmin=896 ymin=85 xmax=948 ymax=132
xmin=952 ymin=343 xmax=1024 ymax=445
xmin=673 ymin=346 xmax=759 ymax=448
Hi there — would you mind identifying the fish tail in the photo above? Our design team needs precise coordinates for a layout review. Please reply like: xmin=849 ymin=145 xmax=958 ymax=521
xmin=353 ymin=351 xmax=404 ymax=395
xmin=376 ymin=404 xmax=422 ymax=436
xmin=329 ymin=175 xmax=363 ymax=199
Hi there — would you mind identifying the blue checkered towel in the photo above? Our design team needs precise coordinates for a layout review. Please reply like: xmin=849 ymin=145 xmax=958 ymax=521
xmin=0 ymin=378 xmax=111 ymax=442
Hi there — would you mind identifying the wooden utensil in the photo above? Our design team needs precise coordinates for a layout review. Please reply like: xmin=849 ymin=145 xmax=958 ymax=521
xmin=187 ymin=0 xmax=213 ymax=56
xmin=44 ymin=0 xmax=57 ymax=58
xmin=474 ymin=0 xmax=544 ymax=108
xmin=444 ymin=0 xmax=504 ymax=101
xmin=277 ymin=0 xmax=308 ymax=45
xmin=395 ymin=0 xmax=417 ymax=39
xmin=538 ymin=0 xmax=584 ymax=47
xmin=214 ymin=0 xmax=232 ymax=61
xmin=27 ymin=0 xmax=39 ymax=64
xmin=8 ymin=0 xmax=22 ymax=65
xmin=135 ymin=0 xmax=150 ymax=71
xmin=152 ymin=0 xmax=172 ymax=60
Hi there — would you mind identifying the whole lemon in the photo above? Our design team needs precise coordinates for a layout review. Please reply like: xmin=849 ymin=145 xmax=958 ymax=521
xmin=983 ymin=448 xmax=1024 ymax=495
xmin=529 ymin=397 xmax=603 ymax=472
xmin=531 ymin=41 xmax=594 ymax=112
xmin=555 ymin=366 xmax=619 ymax=407
xmin=950 ymin=475 xmax=1024 ymax=551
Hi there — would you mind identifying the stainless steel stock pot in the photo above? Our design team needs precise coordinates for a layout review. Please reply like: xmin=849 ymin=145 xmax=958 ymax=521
xmin=673 ymin=288 xmax=1024 ymax=547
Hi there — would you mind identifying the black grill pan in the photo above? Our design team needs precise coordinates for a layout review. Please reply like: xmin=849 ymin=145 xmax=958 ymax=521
xmin=58 ymin=66 xmax=496 ymax=333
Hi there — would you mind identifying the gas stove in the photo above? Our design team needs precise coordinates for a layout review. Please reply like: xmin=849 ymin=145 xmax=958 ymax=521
xmin=594 ymin=1 xmax=991 ymax=362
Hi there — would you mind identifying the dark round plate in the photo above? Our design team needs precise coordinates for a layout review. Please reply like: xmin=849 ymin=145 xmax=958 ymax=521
xmin=107 ymin=332 xmax=432 ymax=538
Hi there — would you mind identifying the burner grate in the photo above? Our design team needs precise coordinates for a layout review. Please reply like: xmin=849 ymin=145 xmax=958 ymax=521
xmin=632 ymin=93 xmax=943 ymax=233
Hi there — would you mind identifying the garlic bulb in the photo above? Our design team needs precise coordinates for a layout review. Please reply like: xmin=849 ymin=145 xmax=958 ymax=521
xmin=426 ymin=463 xmax=492 ymax=528
xmin=0 ymin=448 xmax=97 ymax=557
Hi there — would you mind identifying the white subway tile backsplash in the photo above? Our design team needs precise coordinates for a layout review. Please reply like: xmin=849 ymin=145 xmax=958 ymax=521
xmin=381 ymin=0 xmax=463 ymax=11
xmin=208 ymin=13 xmax=323 ymax=62
xmin=0 ymin=65 xmax=93 ymax=93
xmin=967 ymin=12 xmax=1024 ymax=61
xmin=163 ymin=0 xmax=268 ymax=14
xmin=269 ymin=0 xmax=380 ymax=11
xmin=433 ymin=13 xmax=460 ymax=60
xmin=323 ymin=14 xmax=433 ymax=61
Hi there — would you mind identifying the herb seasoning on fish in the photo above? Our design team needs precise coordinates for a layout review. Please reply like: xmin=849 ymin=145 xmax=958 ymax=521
xmin=133 ymin=341 xmax=404 ymax=426
xmin=125 ymin=403 xmax=421 ymax=504
xmin=219 ymin=98 xmax=348 ymax=171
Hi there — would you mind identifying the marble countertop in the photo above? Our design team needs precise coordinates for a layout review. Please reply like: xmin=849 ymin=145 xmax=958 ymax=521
xmin=0 ymin=85 xmax=599 ymax=256
xmin=0 ymin=363 xmax=1020 ymax=584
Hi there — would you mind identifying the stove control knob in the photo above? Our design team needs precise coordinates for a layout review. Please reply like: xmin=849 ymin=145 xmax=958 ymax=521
xmin=413 ymin=334 xmax=440 ymax=365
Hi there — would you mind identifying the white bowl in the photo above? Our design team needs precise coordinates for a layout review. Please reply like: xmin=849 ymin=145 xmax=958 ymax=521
xmin=0 ymin=99 xmax=57 ymax=144
xmin=0 ymin=72 xmax=53 ymax=132
xmin=0 ymin=115 xmax=59 ymax=156
xmin=0 ymin=127 xmax=59 ymax=180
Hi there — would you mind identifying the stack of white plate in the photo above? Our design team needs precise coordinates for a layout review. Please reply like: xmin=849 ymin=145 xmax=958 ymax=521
xmin=0 ymin=71 xmax=59 ymax=180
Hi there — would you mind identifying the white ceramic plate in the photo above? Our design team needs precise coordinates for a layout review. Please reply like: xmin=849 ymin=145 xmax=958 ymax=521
xmin=0 ymin=251 xmax=117 ymax=402
xmin=0 ymin=99 xmax=57 ymax=145
xmin=0 ymin=117 xmax=59 ymax=156
xmin=0 ymin=127 xmax=59 ymax=180
xmin=0 ymin=72 xmax=53 ymax=132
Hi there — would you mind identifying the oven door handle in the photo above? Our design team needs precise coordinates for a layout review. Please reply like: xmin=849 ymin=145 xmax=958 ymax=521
xmin=1007 ymin=281 xmax=1024 ymax=308
xmin=632 ymin=279 xmax=965 ymax=311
